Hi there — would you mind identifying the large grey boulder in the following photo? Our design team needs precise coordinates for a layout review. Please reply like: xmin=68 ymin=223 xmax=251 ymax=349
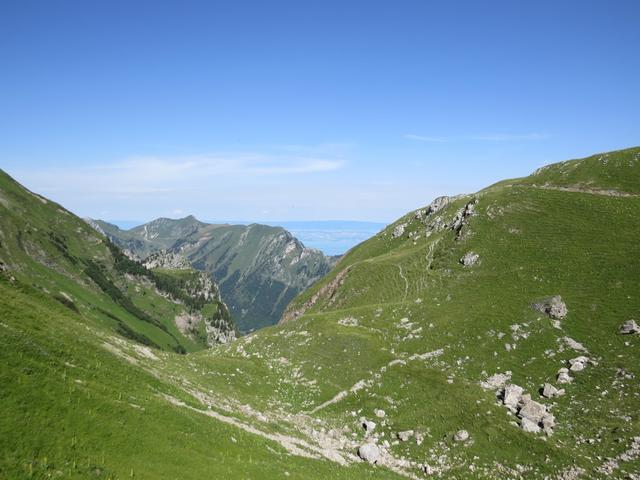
xmin=503 ymin=384 xmax=524 ymax=412
xmin=454 ymin=430 xmax=470 ymax=442
xmin=620 ymin=320 xmax=640 ymax=335
xmin=460 ymin=252 xmax=480 ymax=267
xmin=541 ymin=383 xmax=565 ymax=399
xmin=569 ymin=356 xmax=589 ymax=372
xmin=534 ymin=296 xmax=568 ymax=320
xmin=557 ymin=367 xmax=573 ymax=384
xmin=518 ymin=398 xmax=548 ymax=424
xmin=357 ymin=443 xmax=380 ymax=464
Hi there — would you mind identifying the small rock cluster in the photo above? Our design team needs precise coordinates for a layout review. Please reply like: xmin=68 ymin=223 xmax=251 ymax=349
xmin=556 ymin=355 xmax=594 ymax=384
xmin=499 ymin=384 xmax=556 ymax=435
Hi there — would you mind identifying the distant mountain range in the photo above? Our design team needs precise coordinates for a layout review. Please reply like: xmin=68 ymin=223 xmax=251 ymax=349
xmin=91 ymin=217 xmax=338 ymax=332
xmin=104 ymin=220 xmax=386 ymax=256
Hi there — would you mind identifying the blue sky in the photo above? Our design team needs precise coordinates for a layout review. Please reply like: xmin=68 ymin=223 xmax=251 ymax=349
xmin=1 ymin=0 xmax=639 ymax=222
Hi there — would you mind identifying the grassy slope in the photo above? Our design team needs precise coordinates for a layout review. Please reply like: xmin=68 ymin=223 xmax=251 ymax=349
xmin=2 ymin=147 xmax=640 ymax=479
xmin=0 ymin=279 xmax=395 ymax=480
xmin=170 ymin=147 xmax=640 ymax=478
xmin=0 ymin=169 xmax=230 ymax=354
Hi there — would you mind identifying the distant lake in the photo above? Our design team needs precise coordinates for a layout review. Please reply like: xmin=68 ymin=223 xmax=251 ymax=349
xmin=271 ymin=221 xmax=386 ymax=256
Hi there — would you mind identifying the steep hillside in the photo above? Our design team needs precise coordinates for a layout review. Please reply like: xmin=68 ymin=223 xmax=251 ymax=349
xmin=0 ymin=170 xmax=234 ymax=353
xmin=172 ymin=146 xmax=639 ymax=479
xmin=94 ymin=217 xmax=337 ymax=332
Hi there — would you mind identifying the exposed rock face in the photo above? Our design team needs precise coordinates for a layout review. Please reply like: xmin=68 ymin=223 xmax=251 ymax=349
xmin=503 ymin=384 xmax=524 ymax=412
xmin=453 ymin=430 xmax=469 ymax=442
xmin=620 ymin=320 xmax=640 ymax=334
xmin=392 ymin=223 xmax=407 ymax=238
xmin=450 ymin=199 xmax=478 ymax=235
xmin=533 ymin=296 xmax=568 ymax=320
xmin=357 ymin=443 xmax=380 ymax=464
xmin=460 ymin=252 xmax=479 ymax=267
xmin=427 ymin=196 xmax=450 ymax=214
xmin=143 ymin=250 xmax=191 ymax=270
xmin=397 ymin=430 xmax=414 ymax=442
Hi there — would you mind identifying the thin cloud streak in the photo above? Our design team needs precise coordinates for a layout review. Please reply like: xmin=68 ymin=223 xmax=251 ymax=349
xmin=404 ymin=133 xmax=551 ymax=142
xmin=10 ymin=153 xmax=345 ymax=198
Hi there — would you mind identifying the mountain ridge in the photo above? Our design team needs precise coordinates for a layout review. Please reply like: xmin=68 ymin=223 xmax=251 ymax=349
xmin=93 ymin=215 xmax=338 ymax=332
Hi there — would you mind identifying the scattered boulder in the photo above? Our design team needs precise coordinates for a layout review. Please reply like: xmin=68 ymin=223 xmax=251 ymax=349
xmin=569 ymin=356 xmax=589 ymax=372
xmin=557 ymin=367 xmax=573 ymax=384
xmin=397 ymin=430 xmax=414 ymax=442
xmin=357 ymin=443 xmax=380 ymax=464
xmin=374 ymin=409 xmax=386 ymax=419
xmin=563 ymin=336 xmax=587 ymax=352
xmin=541 ymin=383 xmax=565 ymax=399
xmin=620 ymin=320 xmax=640 ymax=335
xmin=460 ymin=252 xmax=480 ymax=267
xmin=534 ymin=296 xmax=568 ymax=320
xmin=454 ymin=430 xmax=470 ymax=442
xmin=503 ymin=384 xmax=524 ymax=412
xmin=519 ymin=397 xmax=548 ymax=424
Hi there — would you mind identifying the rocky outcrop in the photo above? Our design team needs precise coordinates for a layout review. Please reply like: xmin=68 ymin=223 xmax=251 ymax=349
xmin=392 ymin=223 xmax=407 ymax=238
xmin=280 ymin=266 xmax=352 ymax=324
xmin=427 ymin=196 xmax=450 ymax=214
xmin=143 ymin=250 xmax=191 ymax=270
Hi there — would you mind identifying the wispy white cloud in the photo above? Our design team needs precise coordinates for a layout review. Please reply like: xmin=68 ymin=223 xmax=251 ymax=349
xmin=12 ymin=152 xmax=345 ymax=198
xmin=403 ymin=133 xmax=551 ymax=143
xmin=403 ymin=134 xmax=449 ymax=143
